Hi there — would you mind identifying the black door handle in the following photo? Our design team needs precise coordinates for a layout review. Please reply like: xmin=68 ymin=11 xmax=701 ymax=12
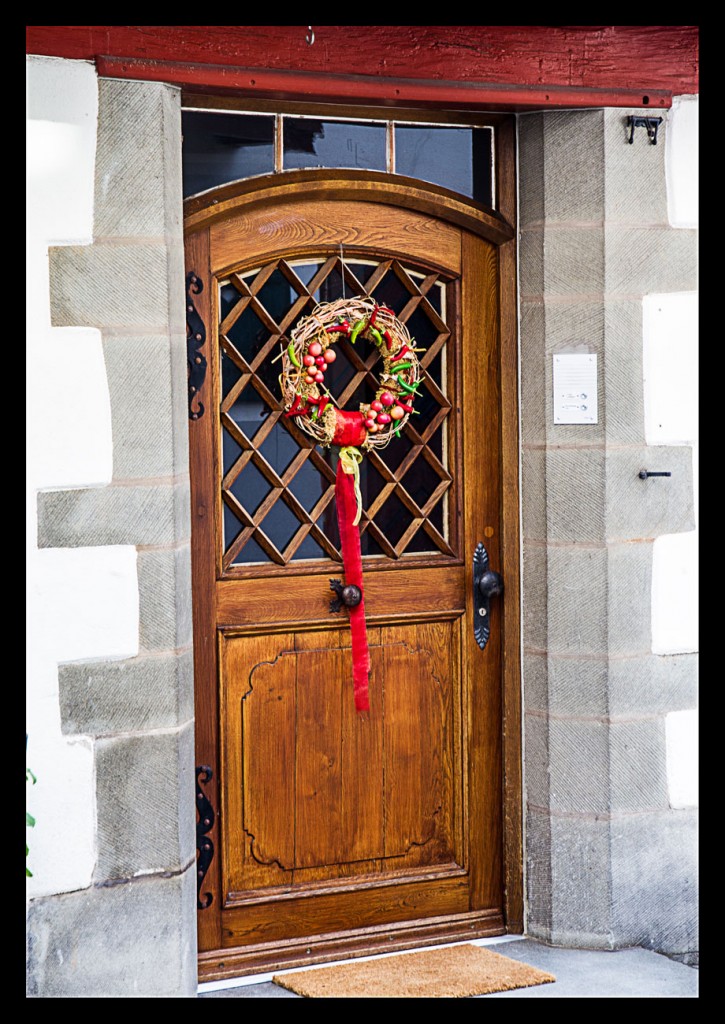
xmin=473 ymin=542 xmax=503 ymax=650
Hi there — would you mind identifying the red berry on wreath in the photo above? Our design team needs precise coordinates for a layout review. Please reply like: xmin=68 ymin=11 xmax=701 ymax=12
xmin=390 ymin=405 xmax=405 ymax=420
xmin=323 ymin=349 xmax=336 ymax=363
xmin=365 ymin=418 xmax=376 ymax=430
xmin=314 ymin=371 xmax=325 ymax=383
xmin=371 ymin=400 xmax=383 ymax=412
xmin=377 ymin=413 xmax=391 ymax=425
xmin=380 ymin=392 xmax=394 ymax=407
xmin=309 ymin=342 xmax=322 ymax=357
xmin=315 ymin=356 xmax=326 ymax=367
xmin=303 ymin=354 xmax=315 ymax=367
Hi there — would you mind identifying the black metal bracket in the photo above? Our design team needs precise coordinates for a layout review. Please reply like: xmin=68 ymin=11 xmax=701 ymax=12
xmin=473 ymin=542 xmax=503 ymax=651
xmin=195 ymin=765 xmax=215 ymax=910
xmin=329 ymin=578 xmax=363 ymax=613
xmin=638 ymin=470 xmax=672 ymax=479
xmin=627 ymin=116 xmax=663 ymax=145
xmin=187 ymin=271 xmax=207 ymax=420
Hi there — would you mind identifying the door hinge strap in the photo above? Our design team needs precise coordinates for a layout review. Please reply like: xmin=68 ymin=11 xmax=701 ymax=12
xmin=187 ymin=271 xmax=207 ymax=420
xmin=196 ymin=765 xmax=215 ymax=909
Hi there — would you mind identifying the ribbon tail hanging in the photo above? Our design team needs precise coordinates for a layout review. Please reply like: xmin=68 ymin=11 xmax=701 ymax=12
xmin=335 ymin=449 xmax=369 ymax=712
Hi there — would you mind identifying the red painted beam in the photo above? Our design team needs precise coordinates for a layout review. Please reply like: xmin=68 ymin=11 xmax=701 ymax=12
xmin=26 ymin=25 xmax=699 ymax=98
xmin=94 ymin=57 xmax=672 ymax=111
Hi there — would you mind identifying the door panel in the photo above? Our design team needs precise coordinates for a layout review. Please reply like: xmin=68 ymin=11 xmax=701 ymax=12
xmin=187 ymin=177 xmax=510 ymax=978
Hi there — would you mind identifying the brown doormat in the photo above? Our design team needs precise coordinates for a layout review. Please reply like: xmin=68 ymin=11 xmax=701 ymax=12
xmin=272 ymin=943 xmax=556 ymax=998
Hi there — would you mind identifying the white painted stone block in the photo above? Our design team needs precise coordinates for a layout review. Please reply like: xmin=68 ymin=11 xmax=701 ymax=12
xmin=643 ymin=292 xmax=698 ymax=446
xmin=666 ymin=95 xmax=698 ymax=229
xmin=652 ymin=530 xmax=698 ymax=654
xmin=665 ymin=708 xmax=698 ymax=808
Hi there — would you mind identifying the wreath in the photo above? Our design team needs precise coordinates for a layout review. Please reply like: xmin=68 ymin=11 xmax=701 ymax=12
xmin=279 ymin=297 xmax=423 ymax=449
xmin=277 ymin=296 xmax=425 ymax=716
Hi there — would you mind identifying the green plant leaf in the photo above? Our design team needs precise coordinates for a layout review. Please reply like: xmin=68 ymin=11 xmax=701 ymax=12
xmin=26 ymin=768 xmax=37 ymax=785
xmin=26 ymin=811 xmax=36 ymax=828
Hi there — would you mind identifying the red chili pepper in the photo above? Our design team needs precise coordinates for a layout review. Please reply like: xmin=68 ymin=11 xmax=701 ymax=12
xmin=326 ymin=320 xmax=350 ymax=334
xmin=380 ymin=305 xmax=395 ymax=315
xmin=390 ymin=345 xmax=410 ymax=363
xmin=397 ymin=400 xmax=415 ymax=413
xmin=284 ymin=395 xmax=308 ymax=417
xmin=383 ymin=329 xmax=394 ymax=351
xmin=318 ymin=395 xmax=330 ymax=416
xmin=368 ymin=302 xmax=379 ymax=327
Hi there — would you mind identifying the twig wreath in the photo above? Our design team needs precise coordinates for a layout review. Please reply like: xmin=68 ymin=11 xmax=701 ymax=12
xmin=279 ymin=297 xmax=423 ymax=450
xmin=278 ymin=296 xmax=425 ymax=714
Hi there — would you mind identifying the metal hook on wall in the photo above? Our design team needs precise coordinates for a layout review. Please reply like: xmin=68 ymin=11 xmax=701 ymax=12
xmin=306 ymin=26 xmax=315 ymax=45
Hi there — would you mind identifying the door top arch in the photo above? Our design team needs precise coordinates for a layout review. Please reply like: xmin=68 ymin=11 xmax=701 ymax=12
xmin=183 ymin=168 xmax=515 ymax=246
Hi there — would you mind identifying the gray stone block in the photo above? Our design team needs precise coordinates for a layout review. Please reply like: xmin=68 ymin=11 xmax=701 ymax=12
xmin=522 ymin=543 xmax=548 ymax=652
xmin=604 ymin=225 xmax=698 ymax=295
xmin=603 ymin=300 xmax=646 ymax=445
xmin=608 ymin=652 xmax=698 ymax=716
xmin=519 ymin=301 xmax=546 ymax=446
xmin=524 ymin=651 xmax=609 ymax=718
xmin=521 ymin=447 xmax=546 ymax=541
xmin=607 ymin=541 xmax=653 ymax=655
xmin=59 ymin=649 xmax=194 ymax=735
xmin=519 ymin=226 xmax=544 ymax=298
xmin=543 ymin=448 xmax=606 ymax=542
xmin=26 ymin=866 xmax=197 ymax=997
xmin=102 ymin=334 xmax=177 ymax=479
xmin=605 ymin=445 xmax=695 ymax=540
xmin=517 ymin=113 xmax=545 ymax=228
xmin=543 ymin=226 xmax=605 ymax=296
xmin=542 ymin=109 xmax=605 ymax=223
xmin=547 ymin=718 xmax=610 ymax=814
xmin=609 ymin=718 xmax=669 ymax=812
xmin=523 ymin=712 xmax=550 ymax=810
xmin=37 ymin=482 xmax=189 ymax=547
xmin=524 ymin=807 xmax=553 ymax=939
xmin=170 ymin=330 xmax=192 ymax=466
xmin=95 ymin=722 xmax=196 ymax=880
xmin=610 ymin=808 xmax=697 ymax=955
xmin=49 ymin=243 xmax=171 ymax=330
xmin=545 ymin=545 xmax=608 ymax=655
xmin=548 ymin=814 xmax=613 ymax=947
xmin=94 ymin=80 xmax=183 ymax=240
xmin=543 ymin=298 xmax=605 ymax=353
xmin=137 ymin=545 xmax=193 ymax=652
xmin=603 ymin=108 xmax=669 ymax=225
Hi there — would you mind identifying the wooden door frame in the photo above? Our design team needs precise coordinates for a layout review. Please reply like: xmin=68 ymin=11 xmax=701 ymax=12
xmin=184 ymin=137 xmax=523 ymax=968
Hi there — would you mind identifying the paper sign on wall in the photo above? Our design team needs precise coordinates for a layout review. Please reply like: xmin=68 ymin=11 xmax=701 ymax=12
xmin=553 ymin=354 xmax=598 ymax=424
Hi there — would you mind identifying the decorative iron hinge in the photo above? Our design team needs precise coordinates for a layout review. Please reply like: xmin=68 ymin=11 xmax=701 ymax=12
xmin=195 ymin=765 xmax=215 ymax=910
xmin=626 ymin=115 xmax=663 ymax=145
xmin=187 ymin=271 xmax=207 ymax=420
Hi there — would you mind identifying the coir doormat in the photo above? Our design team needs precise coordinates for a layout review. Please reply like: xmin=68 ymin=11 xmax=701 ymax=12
xmin=272 ymin=943 xmax=556 ymax=998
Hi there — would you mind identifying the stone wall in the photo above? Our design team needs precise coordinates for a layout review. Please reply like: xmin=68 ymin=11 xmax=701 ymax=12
xmin=518 ymin=107 xmax=698 ymax=961
xmin=27 ymin=72 xmax=197 ymax=997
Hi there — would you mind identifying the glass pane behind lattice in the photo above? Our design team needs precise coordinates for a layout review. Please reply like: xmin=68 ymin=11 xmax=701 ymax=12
xmin=219 ymin=260 xmax=453 ymax=567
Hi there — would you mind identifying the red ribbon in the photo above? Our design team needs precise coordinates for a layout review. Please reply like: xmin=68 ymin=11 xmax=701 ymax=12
xmin=335 ymin=460 xmax=370 ymax=713
xmin=332 ymin=409 xmax=368 ymax=447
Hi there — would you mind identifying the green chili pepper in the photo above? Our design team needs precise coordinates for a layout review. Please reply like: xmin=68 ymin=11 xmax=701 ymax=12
xmin=394 ymin=423 xmax=402 ymax=438
xmin=396 ymin=376 xmax=422 ymax=394
xmin=391 ymin=361 xmax=414 ymax=371
xmin=350 ymin=319 xmax=366 ymax=344
xmin=287 ymin=341 xmax=301 ymax=367
xmin=369 ymin=326 xmax=384 ymax=347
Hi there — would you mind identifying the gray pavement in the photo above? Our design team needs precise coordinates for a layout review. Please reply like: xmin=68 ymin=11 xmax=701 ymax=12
xmin=197 ymin=936 xmax=698 ymax=998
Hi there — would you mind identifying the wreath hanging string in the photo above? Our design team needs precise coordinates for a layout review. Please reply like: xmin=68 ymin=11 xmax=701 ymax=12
xmin=279 ymin=296 xmax=424 ymax=712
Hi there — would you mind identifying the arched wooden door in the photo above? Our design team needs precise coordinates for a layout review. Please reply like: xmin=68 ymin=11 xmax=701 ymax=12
xmin=185 ymin=171 xmax=518 ymax=981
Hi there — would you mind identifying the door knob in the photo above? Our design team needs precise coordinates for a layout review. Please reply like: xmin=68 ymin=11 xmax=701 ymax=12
xmin=329 ymin=578 xmax=362 ymax=613
xmin=473 ymin=542 xmax=503 ymax=650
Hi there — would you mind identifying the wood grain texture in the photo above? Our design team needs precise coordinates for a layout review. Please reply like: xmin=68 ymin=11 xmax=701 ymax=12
xmin=199 ymin=908 xmax=505 ymax=980
xmin=216 ymin=566 xmax=464 ymax=626
xmin=186 ymin=228 xmax=222 ymax=952
xmin=496 ymin=119 xmax=524 ymax=933
xmin=27 ymin=25 xmax=698 ymax=94
xmin=209 ymin=199 xmax=463 ymax=277
xmin=188 ymin=178 xmax=516 ymax=968
xmin=185 ymin=171 xmax=514 ymax=245
xmin=461 ymin=233 xmax=503 ymax=910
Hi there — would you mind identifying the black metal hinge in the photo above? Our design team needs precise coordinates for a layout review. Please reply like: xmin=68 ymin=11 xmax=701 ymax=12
xmin=187 ymin=272 xmax=207 ymax=420
xmin=195 ymin=765 xmax=215 ymax=909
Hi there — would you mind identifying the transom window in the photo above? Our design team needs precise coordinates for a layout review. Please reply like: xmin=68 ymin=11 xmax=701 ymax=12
xmin=182 ymin=109 xmax=494 ymax=207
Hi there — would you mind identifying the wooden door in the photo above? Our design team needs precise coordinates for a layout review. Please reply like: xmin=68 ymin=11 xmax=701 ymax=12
xmin=185 ymin=171 xmax=518 ymax=981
